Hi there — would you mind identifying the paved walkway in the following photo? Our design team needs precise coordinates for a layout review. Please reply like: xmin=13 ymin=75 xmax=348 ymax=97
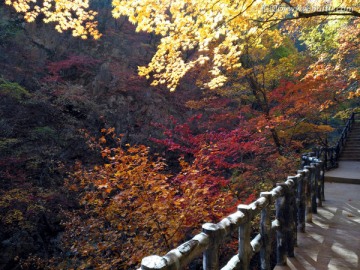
xmin=325 ymin=161 xmax=360 ymax=184
xmin=274 ymin=182 xmax=360 ymax=270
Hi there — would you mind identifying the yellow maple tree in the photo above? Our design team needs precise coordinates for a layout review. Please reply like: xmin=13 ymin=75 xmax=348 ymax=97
xmin=5 ymin=0 xmax=101 ymax=39
xmin=5 ymin=0 xmax=359 ymax=90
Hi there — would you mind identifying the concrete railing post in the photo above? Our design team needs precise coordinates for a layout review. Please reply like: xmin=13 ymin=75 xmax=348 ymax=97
xmin=141 ymin=255 xmax=167 ymax=270
xmin=304 ymin=165 xmax=314 ymax=221
xmin=287 ymin=176 xmax=298 ymax=249
xmin=309 ymin=164 xmax=317 ymax=214
xmin=275 ymin=181 xmax=295 ymax=266
xmin=139 ymin=151 xmax=332 ymax=270
xmin=237 ymin=205 xmax=252 ymax=270
xmin=312 ymin=161 xmax=322 ymax=207
xmin=259 ymin=193 xmax=272 ymax=270
xmin=297 ymin=170 xmax=306 ymax=232
xmin=202 ymin=223 xmax=220 ymax=270
xmin=319 ymin=159 xmax=325 ymax=201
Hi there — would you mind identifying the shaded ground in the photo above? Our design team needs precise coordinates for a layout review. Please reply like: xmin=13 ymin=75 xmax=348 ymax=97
xmin=325 ymin=161 xmax=360 ymax=184
xmin=275 ymin=182 xmax=360 ymax=270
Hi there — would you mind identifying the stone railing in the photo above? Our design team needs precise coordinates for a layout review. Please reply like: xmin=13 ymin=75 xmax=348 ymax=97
xmin=315 ymin=112 xmax=358 ymax=170
xmin=138 ymin=154 xmax=324 ymax=270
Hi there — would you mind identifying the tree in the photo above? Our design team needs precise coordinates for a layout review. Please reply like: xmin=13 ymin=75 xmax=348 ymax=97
xmin=179 ymin=31 xmax=343 ymax=154
xmin=45 ymin=54 xmax=100 ymax=82
xmin=5 ymin=0 xmax=360 ymax=91
xmin=5 ymin=0 xmax=101 ymax=39
xmin=53 ymin=128 xmax=235 ymax=269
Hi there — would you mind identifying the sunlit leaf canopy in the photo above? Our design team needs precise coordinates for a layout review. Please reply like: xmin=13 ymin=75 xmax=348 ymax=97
xmin=5 ymin=0 xmax=101 ymax=39
xmin=5 ymin=0 xmax=360 ymax=91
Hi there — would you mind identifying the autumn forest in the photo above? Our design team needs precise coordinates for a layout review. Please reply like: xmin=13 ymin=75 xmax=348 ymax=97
xmin=0 ymin=0 xmax=359 ymax=269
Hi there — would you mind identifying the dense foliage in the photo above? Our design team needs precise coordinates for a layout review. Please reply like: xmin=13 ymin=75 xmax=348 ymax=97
xmin=0 ymin=0 xmax=359 ymax=269
xmin=5 ymin=0 xmax=360 ymax=91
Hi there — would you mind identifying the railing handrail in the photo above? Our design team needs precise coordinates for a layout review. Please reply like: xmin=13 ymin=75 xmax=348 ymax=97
xmin=139 ymin=154 xmax=324 ymax=270
xmin=315 ymin=112 xmax=358 ymax=170
xmin=138 ymin=112 xmax=357 ymax=270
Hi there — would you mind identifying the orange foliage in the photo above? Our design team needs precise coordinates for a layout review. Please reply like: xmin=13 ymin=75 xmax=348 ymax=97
xmin=55 ymin=129 xmax=235 ymax=268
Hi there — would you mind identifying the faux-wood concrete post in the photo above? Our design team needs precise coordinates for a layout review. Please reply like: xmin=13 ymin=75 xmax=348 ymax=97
xmin=287 ymin=176 xmax=298 ymax=250
xmin=202 ymin=223 xmax=220 ymax=270
xmin=141 ymin=255 xmax=167 ymax=270
xmin=297 ymin=170 xmax=306 ymax=232
xmin=275 ymin=183 xmax=294 ymax=266
xmin=309 ymin=164 xmax=317 ymax=214
xmin=303 ymin=165 xmax=313 ymax=222
xmin=260 ymin=193 xmax=272 ymax=270
xmin=313 ymin=161 xmax=322 ymax=207
xmin=320 ymin=159 xmax=325 ymax=201
xmin=238 ymin=205 xmax=252 ymax=270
